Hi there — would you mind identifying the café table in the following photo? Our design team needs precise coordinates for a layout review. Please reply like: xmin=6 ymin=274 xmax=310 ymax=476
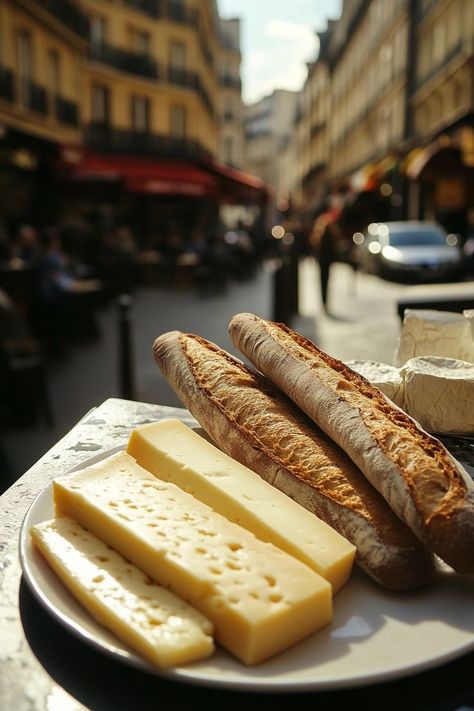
xmin=1 ymin=398 xmax=473 ymax=711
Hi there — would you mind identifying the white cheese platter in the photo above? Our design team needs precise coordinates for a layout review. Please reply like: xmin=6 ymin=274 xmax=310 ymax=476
xmin=19 ymin=447 xmax=474 ymax=693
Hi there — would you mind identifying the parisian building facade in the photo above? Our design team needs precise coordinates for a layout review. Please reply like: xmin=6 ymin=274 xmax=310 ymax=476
xmin=0 ymin=0 xmax=262 ymax=239
xmin=278 ymin=0 xmax=474 ymax=238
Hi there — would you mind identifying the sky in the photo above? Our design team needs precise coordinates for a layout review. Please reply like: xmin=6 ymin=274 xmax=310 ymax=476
xmin=218 ymin=0 xmax=342 ymax=105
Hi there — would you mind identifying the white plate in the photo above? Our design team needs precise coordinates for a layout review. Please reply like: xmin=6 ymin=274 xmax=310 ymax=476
xmin=19 ymin=449 xmax=474 ymax=693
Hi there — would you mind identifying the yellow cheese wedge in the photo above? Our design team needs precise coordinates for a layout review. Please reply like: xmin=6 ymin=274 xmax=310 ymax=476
xmin=53 ymin=451 xmax=332 ymax=665
xmin=127 ymin=418 xmax=355 ymax=592
xmin=30 ymin=517 xmax=214 ymax=667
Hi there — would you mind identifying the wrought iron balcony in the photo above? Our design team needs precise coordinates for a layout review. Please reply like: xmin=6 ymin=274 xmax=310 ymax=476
xmin=55 ymin=95 xmax=79 ymax=126
xmin=84 ymin=124 xmax=210 ymax=161
xmin=166 ymin=67 xmax=214 ymax=119
xmin=167 ymin=0 xmax=197 ymax=26
xmin=220 ymin=75 xmax=242 ymax=91
xmin=123 ymin=0 xmax=196 ymax=24
xmin=123 ymin=0 xmax=163 ymax=16
xmin=21 ymin=79 xmax=48 ymax=115
xmin=167 ymin=66 xmax=199 ymax=90
xmin=89 ymin=43 xmax=159 ymax=80
xmin=40 ymin=0 xmax=89 ymax=38
xmin=0 ymin=66 xmax=14 ymax=102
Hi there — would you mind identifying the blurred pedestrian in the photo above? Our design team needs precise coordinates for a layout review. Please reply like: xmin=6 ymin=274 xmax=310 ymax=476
xmin=9 ymin=223 xmax=41 ymax=267
xmin=310 ymin=212 xmax=339 ymax=313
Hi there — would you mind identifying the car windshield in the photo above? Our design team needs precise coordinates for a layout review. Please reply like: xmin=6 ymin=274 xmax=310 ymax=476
xmin=388 ymin=229 xmax=446 ymax=247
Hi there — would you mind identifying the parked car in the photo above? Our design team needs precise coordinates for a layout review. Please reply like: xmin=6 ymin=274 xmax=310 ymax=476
xmin=353 ymin=221 xmax=464 ymax=282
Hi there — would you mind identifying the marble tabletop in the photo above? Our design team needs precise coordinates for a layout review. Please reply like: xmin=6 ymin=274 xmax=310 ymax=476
xmin=1 ymin=398 xmax=473 ymax=711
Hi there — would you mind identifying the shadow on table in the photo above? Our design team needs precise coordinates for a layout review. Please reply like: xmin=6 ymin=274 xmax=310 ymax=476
xmin=19 ymin=578 xmax=474 ymax=711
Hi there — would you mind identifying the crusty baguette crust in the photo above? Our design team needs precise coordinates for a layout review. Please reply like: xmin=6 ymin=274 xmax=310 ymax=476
xmin=153 ymin=330 xmax=435 ymax=591
xmin=229 ymin=312 xmax=474 ymax=574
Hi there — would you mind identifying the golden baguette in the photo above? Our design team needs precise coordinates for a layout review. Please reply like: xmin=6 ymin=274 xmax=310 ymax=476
xmin=153 ymin=330 xmax=435 ymax=591
xmin=229 ymin=312 xmax=474 ymax=574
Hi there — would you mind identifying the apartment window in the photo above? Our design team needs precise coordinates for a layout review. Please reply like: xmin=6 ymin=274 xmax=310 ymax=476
xmin=17 ymin=29 xmax=32 ymax=107
xmin=90 ymin=16 xmax=107 ymax=47
xmin=224 ymin=136 xmax=233 ymax=164
xmin=432 ymin=22 xmax=446 ymax=65
xmin=131 ymin=95 xmax=150 ymax=132
xmin=91 ymin=83 xmax=110 ymax=125
xmin=170 ymin=104 xmax=186 ymax=138
xmin=130 ymin=28 xmax=151 ymax=55
xmin=48 ymin=49 xmax=60 ymax=94
xmin=169 ymin=41 xmax=186 ymax=70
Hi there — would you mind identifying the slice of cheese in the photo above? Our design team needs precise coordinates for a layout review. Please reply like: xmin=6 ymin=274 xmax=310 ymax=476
xmin=53 ymin=451 xmax=332 ymax=665
xmin=400 ymin=356 xmax=474 ymax=434
xmin=393 ymin=309 xmax=474 ymax=367
xmin=30 ymin=517 xmax=214 ymax=668
xmin=126 ymin=418 xmax=355 ymax=593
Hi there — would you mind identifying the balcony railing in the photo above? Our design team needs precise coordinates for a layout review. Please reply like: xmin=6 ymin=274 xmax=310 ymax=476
xmin=85 ymin=124 xmax=211 ymax=161
xmin=40 ymin=0 xmax=89 ymax=38
xmin=167 ymin=66 xmax=198 ymax=90
xmin=123 ymin=0 xmax=196 ymax=25
xmin=220 ymin=75 xmax=242 ymax=91
xmin=21 ymin=79 xmax=48 ymax=115
xmin=0 ymin=66 xmax=14 ymax=102
xmin=166 ymin=67 xmax=214 ymax=119
xmin=89 ymin=43 xmax=159 ymax=80
xmin=123 ymin=0 xmax=163 ymax=16
xmin=55 ymin=95 xmax=79 ymax=126
xmin=167 ymin=1 xmax=197 ymax=26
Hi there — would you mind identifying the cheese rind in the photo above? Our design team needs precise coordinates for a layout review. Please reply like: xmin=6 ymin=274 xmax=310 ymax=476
xmin=30 ymin=517 xmax=214 ymax=667
xmin=53 ymin=451 xmax=332 ymax=665
xmin=126 ymin=418 xmax=355 ymax=592
xmin=400 ymin=356 xmax=474 ymax=434
xmin=393 ymin=309 xmax=474 ymax=366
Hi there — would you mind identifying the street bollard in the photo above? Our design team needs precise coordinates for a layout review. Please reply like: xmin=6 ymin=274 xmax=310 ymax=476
xmin=272 ymin=238 xmax=300 ymax=326
xmin=272 ymin=254 xmax=291 ymax=325
xmin=117 ymin=293 xmax=136 ymax=400
xmin=288 ymin=239 xmax=299 ymax=317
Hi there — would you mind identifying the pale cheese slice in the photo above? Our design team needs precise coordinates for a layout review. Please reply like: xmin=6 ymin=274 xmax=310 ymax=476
xmin=400 ymin=356 xmax=474 ymax=434
xmin=53 ymin=451 xmax=332 ymax=665
xmin=30 ymin=517 xmax=214 ymax=667
xmin=393 ymin=309 xmax=474 ymax=366
xmin=126 ymin=418 xmax=355 ymax=593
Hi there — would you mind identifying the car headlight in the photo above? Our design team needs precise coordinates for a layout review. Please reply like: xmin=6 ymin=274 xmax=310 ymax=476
xmin=381 ymin=246 xmax=403 ymax=263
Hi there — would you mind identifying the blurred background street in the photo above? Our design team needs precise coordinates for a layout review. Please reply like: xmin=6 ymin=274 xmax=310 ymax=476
xmin=1 ymin=0 xmax=473 ymax=490
xmin=0 ymin=256 xmax=431 ymax=489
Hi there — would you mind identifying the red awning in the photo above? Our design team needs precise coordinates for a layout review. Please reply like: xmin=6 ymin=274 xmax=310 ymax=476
xmin=204 ymin=160 xmax=272 ymax=204
xmin=56 ymin=147 xmax=218 ymax=197
xmin=56 ymin=147 xmax=270 ymax=202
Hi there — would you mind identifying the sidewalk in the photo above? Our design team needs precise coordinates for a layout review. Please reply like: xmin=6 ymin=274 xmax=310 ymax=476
xmin=0 ymin=258 xmax=409 ymax=489
xmin=299 ymin=257 xmax=404 ymax=364
xmin=1 ymin=265 xmax=275 ymax=487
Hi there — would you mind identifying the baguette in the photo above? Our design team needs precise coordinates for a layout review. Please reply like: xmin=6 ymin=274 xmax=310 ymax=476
xmin=229 ymin=312 xmax=474 ymax=574
xmin=153 ymin=330 xmax=435 ymax=591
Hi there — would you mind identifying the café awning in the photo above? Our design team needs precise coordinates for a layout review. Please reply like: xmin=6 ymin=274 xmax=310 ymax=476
xmin=56 ymin=147 xmax=218 ymax=197
xmin=204 ymin=159 xmax=271 ymax=204
xmin=56 ymin=147 xmax=270 ymax=202
xmin=403 ymin=141 xmax=463 ymax=181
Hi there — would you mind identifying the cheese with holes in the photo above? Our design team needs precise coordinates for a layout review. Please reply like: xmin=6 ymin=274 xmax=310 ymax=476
xmin=127 ymin=418 xmax=355 ymax=592
xmin=30 ymin=517 xmax=214 ymax=667
xmin=53 ymin=451 xmax=332 ymax=665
